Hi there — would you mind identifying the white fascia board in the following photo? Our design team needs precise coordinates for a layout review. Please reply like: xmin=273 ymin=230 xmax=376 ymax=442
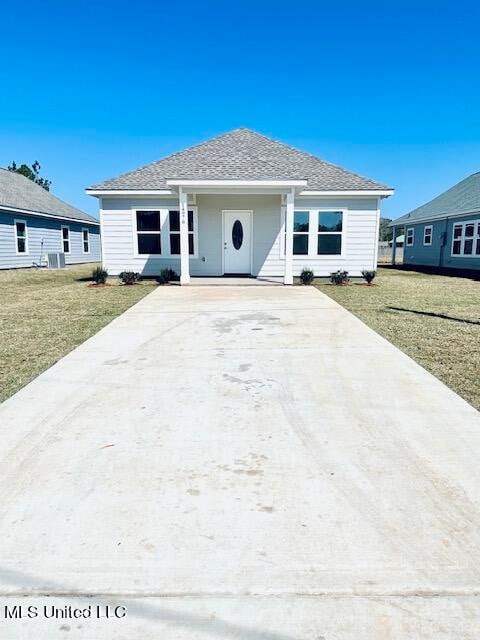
xmin=166 ymin=179 xmax=308 ymax=188
xmin=85 ymin=189 xmax=174 ymax=196
xmin=86 ymin=184 xmax=393 ymax=197
xmin=299 ymin=189 xmax=394 ymax=197
xmin=0 ymin=204 xmax=99 ymax=226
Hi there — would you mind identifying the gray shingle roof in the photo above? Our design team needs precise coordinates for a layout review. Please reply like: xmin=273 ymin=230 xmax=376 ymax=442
xmin=0 ymin=169 xmax=98 ymax=224
xmin=90 ymin=128 xmax=391 ymax=191
xmin=393 ymin=172 xmax=480 ymax=226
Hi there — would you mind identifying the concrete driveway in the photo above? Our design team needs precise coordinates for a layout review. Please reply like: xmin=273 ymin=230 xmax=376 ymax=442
xmin=1 ymin=285 xmax=479 ymax=639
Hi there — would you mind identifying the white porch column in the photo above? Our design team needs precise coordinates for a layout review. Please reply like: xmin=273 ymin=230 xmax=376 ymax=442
xmin=284 ymin=188 xmax=294 ymax=284
xmin=391 ymin=225 xmax=397 ymax=265
xmin=179 ymin=187 xmax=190 ymax=284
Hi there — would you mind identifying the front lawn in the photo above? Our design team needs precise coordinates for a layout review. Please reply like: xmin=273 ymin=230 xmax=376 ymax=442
xmin=0 ymin=265 xmax=156 ymax=402
xmin=316 ymin=268 xmax=480 ymax=411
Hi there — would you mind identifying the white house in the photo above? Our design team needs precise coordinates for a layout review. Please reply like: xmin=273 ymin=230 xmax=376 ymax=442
xmin=86 ymin=128 xmax=393 ymax=283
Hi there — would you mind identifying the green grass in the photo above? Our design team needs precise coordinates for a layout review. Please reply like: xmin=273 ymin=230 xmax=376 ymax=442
xmin=316 ymin=268 xmax=480 ymax=411
xmin=0 ymin=264 xmax=156 ymax=402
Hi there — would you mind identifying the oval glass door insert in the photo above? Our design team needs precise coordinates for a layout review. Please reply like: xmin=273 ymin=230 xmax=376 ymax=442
xmin=232 ymin=220 xmax=243 ymax=250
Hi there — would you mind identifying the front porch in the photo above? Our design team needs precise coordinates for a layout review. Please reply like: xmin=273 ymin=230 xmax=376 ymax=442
xmin=171 ymin=181 xmax=306 ymax=285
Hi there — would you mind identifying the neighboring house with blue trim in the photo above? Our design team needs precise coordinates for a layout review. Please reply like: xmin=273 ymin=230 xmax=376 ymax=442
xmin=391 ymin=172 xmax=480 ymax=271
xmin=0 ymin=168 xmax=101 ymax=269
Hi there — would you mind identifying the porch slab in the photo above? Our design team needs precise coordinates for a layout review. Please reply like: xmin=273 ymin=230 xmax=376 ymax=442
xmin=189 ymin=276 xmax=283 ymax=285
xmin=0 ymin=285 xmax=479 ymax=638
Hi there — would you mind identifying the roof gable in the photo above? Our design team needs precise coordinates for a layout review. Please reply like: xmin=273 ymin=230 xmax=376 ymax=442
xmin=0 ymin=169 xmax=98 ymax=224
xmin=90 ymin=128 xmax=391 ymax=192
xmin=393 ymin=172 xmax=480 ymax=225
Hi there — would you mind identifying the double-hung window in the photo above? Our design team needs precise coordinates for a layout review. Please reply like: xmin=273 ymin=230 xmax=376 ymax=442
xmin=61 ymin=226 xmax=70 ymax=253
xmin=82 ymin=228 xmax=90 ymax=253
xmin=452 ymin=224 xmax=462 ymax=255
xmin=452 ymin=220 xmax=480 ymax=256
xmin=293 ymin=211 xmax=309 ymax=255
xmin=289 ymin=209 xmax=344 ymax=256
xmin=464 ymin=223 xmax=475 ymax=255
xmin=169 ymin=210 xmax=195 ymax=255
xmin=136 ymin=210 xmax=161 ymax=254
xmin=317 ymin=211 xmax=343 ymax=255
xmin=406 ymin=228 xmax=414 ymax=246
xmin=15 ymin=220 xmax=28 ymax=254
xmin=423 ymin=225 xmax=432 ymax=246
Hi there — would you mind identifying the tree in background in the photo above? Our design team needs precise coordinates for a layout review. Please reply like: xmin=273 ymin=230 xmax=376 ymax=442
xmin=7 ymin=160 xmax=52 ymax=191
xmin=378 ymin=217 xmax=393 ymax=242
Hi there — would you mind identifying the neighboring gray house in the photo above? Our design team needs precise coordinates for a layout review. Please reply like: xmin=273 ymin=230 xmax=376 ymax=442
xmin=87 ymin=128 xmax=393 ymax=283
xmin=391 ymin=172 xmax=480 ymax=271
xmin=0 ymin=168 xmax=101 ymax=269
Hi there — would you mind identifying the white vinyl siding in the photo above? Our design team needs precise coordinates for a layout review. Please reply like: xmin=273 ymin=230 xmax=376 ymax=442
xmin=284 ymin=197 xmax=378 ymax=276
xmin=101 ymin=197 xmax=184 ymax=276
xmin=101 ymin=195 xmax=281 ymax=277
xmin=100 ymin=195 xmax=380 ymax=277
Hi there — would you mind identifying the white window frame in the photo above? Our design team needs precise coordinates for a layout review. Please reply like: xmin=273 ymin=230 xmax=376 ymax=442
xmin=61 ymin=225 xmax=71 ymax=254
xmin=132 ymin=207 xmax=198 ymax=259
xmin=280 ymin=208 xmax=347 ymax=258
xmin=406 ymin=227 xmax=414 ymax=246
xmin=292 ymin=209 xmax=311 ymax=257
xmin=14 ymin=218 xmax=28 ymax=255
xmin=423 ymin=225 xmax=433 ymax=246
xmin=166 ymin=208 xmax=199 ymax=259
xmin=451 ymin=219 xmax=480 ymax=257
xmin=133 ymin=209 xmax=163 ymax=258
xmin=82 ymin=227 xmax=90 ymax=254
xmin=316 ymin=209 xmax=346 ymax=257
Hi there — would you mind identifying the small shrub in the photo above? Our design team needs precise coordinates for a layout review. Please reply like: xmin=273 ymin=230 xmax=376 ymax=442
xmin=361 ymin=269 xmax=377 ymax=285
xmin=119 ymin=271 xmax=141 ymax=285
xmin=156 ymin=267 xmax=178 ymax=285
xmin=300 ymin=268 xmax=314 ymax=285
xmin=92 ymin=266 xmax=108 ymax=285
xmin=330 ymin=270 xmax=350 ymax=286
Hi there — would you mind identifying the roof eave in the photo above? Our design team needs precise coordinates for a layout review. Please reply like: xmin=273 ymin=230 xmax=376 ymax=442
xmin=87 ymin=185 xmax=394 ymax=198
xmin=300 ymin=189 xmax=394 ymax=197
xmin=86 ymin=188 xmax=174 ymax=197
xmin=390 ymin=207 xmax=480 ymax=226
xmin=0 ymin=203 xmax=99 ymax=226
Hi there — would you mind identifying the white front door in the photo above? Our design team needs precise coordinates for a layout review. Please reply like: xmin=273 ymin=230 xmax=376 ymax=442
xmin=223 ymin=210 xmax=252 ymax=274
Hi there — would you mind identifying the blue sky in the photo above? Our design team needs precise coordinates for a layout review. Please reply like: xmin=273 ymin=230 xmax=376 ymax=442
xmin=1 ymin=0 xmax=479 ymax=220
